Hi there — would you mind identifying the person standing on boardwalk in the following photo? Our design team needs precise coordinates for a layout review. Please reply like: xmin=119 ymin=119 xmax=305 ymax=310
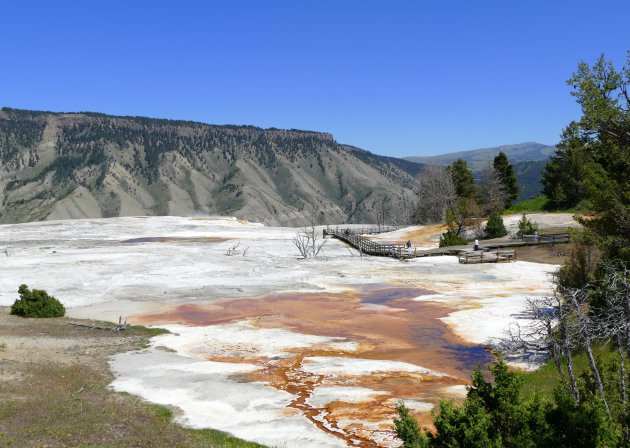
xmin=406 ymin=239 xmax=412 ymax=256
xmin=474 ymin=239 xmax=479 ymax=251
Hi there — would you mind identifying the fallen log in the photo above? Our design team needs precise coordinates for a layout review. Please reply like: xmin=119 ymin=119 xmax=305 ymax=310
xmin=67 ymin=322 xmax=130 ymax=332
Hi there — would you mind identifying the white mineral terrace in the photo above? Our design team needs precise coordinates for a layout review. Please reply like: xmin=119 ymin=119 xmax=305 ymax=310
xmin=0 ymin=214 xmax=574 ymax=447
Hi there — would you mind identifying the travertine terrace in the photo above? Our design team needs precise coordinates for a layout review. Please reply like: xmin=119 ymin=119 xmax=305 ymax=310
xmin=0 ymin=214 xmax=573 ymax=447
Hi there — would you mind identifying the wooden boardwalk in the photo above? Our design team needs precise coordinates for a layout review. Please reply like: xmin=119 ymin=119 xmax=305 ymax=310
xmin=324 ymin=225 xmax=417 ymax=258
xmin=324 ymin=226 xmax=569 ymax=262
xmin=324 ymin=226 xmax=459 ymax=259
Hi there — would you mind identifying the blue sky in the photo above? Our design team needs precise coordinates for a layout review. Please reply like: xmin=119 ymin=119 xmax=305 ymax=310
xmin=1 ymin=1 xmax=628 ymax=157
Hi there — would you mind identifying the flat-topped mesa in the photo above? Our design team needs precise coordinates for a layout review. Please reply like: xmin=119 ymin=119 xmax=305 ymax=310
xmin=0 ymin=107 xmax=420 ymax=226
xmin=0 ymin=107 xmax=335 ymax=141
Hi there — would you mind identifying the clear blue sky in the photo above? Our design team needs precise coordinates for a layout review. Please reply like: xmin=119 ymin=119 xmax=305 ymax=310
xmin=1 ymin=1 xmax=628 ymax=157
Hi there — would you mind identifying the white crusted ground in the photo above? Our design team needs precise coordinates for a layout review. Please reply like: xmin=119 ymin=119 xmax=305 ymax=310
xmin=411 ymin=258 xmax=556 ymax=346
xmin=503 ymin=212 xmax=580 ymax=235
xmin=110 ymin=350 xmax=347 ymax=447
xmin=301 ymin=357 xmax=448 ymax=377
xmin=151 ymin=320 xmax=353 ymax=360
xmin=0 ymin=215 xmax=565 ymax=447
xmin=306 ymin=387 xmax=388 ymax=409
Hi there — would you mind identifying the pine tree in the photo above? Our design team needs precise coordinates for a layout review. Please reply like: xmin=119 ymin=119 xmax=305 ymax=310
xmin=484 ymin=211 xmax=508 ymax=238
xmin=446 ymin=159 xmax=475 ymax=199
xmin=493 ymin=151 xmax=520 ymax=207
xmin=541 ymin=124 xmax=588 ymax=209
xmin=394 ymin=402 xmax=430 ymax=447
xmin=544 ymin=53 xmax=630 ymax=261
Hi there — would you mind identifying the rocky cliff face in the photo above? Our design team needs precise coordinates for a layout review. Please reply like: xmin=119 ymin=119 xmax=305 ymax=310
xmin=0 ymin=108 xmax=421 ymax=226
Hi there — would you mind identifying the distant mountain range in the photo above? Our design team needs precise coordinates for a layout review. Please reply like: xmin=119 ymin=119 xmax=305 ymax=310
xmin=404 ymin=142 xmax=555 ymax=200
xmin=404 ymin=142 xmax=555 ymax=169
xmin=0 ymin=108 xmax=420 ymax=226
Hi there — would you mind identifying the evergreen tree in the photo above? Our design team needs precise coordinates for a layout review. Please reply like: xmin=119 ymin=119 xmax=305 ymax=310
xmin=545 ymin=53 xmax=630 ymax=261
xmin=394 ymin=402 xmax=430 ymax=447
xmin=493 ymin=152 xmax=520 ymax=207
xmin=541 ymin=123 xmax=589 ymax=209
xmin=395 ymin=359 xmax=550 ymax=448
xmin=484 ymin=211 xmax=508 ymax=239
xmin=569 ymin=54 xmax=630 ymax=262
xmin=446 ymin=159 xmax=476 ymax=199
xmin=516 ymin=213 xmax=538 ymax=238
xmin=439 ymin=229 xmax=468 ymax=247
xmin=10 ymin=284 xmax=65 ymax=318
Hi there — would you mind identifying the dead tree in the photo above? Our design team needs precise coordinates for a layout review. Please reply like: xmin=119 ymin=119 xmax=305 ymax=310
xmin=504 ymin=261 xmax=630 ymax=424
xmin=564 ymin=286 xmax=610 ymax=417
xmin=557 ymin=291 xmax=581 ymax=405
xmin=503 ymin=292 xmax=579 ymax=403
xmin=477 ymin=162 xmax=508 ymax=215
xmin=292 ymin=228 xmax=326 ymax=259
xmin=375 ymin=195 xmax=391 ymax=231
xmin=225 ymin=241 xmax=241 ymax=256
xmin=292 ymin=205 xmax=327 ymax=259
xmin=601 ymin=261 xmax=630 ymax=361
xmin=411 ymin=165 xmax=456 ymax=225
xmin=595 ymin=261 xmax=630 ymax=421
xmin=225 ymin=240 xmax=249 ymax=257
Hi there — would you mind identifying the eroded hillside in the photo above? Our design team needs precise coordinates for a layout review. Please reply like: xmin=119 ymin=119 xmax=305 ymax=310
xmin=0 ymin=108 xmax=421 ymax=225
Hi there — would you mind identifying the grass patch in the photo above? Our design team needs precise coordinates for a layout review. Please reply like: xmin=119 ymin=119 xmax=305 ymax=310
xmin=0 ymin=313 xmax=267 ymax=448
xmin=505 ymin=195 xmax=549 ymax=214
xmin=520 ymin=344 xmax=623 ymax=400
xmin=520 ymin=356 xmax=565 ymax=399
xmin=505 ymin=195 xmax=593 ymax=215
xmin=127 ymin=325 xmax=169 ymax=337
xmin=0 ymin=364 xmax=266 ymax=447
xmin=562 ymin=199 xmax=593 ymax=215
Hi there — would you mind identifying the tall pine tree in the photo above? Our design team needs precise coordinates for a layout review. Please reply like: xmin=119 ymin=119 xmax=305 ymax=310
xmin=446 ymin=159 xmax=476 ymax=198
xmin=542 ymin=53 xmax=630 ymax=261
xmin=493 ymin=151 xmax=520 ymax=207
xmin=541 ymin=124 xmax=588 ymax=209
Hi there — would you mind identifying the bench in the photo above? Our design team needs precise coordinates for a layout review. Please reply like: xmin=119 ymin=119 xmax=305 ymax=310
xmin=459 ymin=251 xmax=483 ymax=263
xmin=494 ymin=250 xmax=515 ymax=262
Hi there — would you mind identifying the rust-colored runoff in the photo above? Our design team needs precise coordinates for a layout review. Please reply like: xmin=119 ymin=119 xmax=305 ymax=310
xmin=134 ymin=287 xmax=491 ymax=446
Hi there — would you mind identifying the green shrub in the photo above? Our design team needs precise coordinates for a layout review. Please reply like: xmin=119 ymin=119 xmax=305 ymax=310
xmin=439 ymin=230 xmax=468 ymax=247
xmin=484 ymin=211 xmax=508 ymax=239
xmin=395 ymin=357 xmax=622 ymax=448
xmin=10 ymin=284 xmax=65 ymax=318
xmin=517 ymin=213 xmax=538 ymax=238
xmin=394 ymin=401 xmax=430 ymax=447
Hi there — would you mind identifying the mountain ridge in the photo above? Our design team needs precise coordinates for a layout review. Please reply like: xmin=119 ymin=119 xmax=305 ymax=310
xmin=0 ymin=108 xmax=420 ymax=226
xmin=403 ymin=142 xmax=555 ymax=170
xmin=404 ymin=142 xmax=555 ymax=200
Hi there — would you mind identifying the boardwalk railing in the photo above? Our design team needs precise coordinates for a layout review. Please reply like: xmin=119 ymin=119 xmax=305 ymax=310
xmin=325 ymin=225 xmax=407 ymax=236
xmin=324 ymin=226 xmax=414 ymax=258
xmin=522 ymin=233 xmax=570 ymax=245
xmin=324 ymin=227 xmax=569 ymax=261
